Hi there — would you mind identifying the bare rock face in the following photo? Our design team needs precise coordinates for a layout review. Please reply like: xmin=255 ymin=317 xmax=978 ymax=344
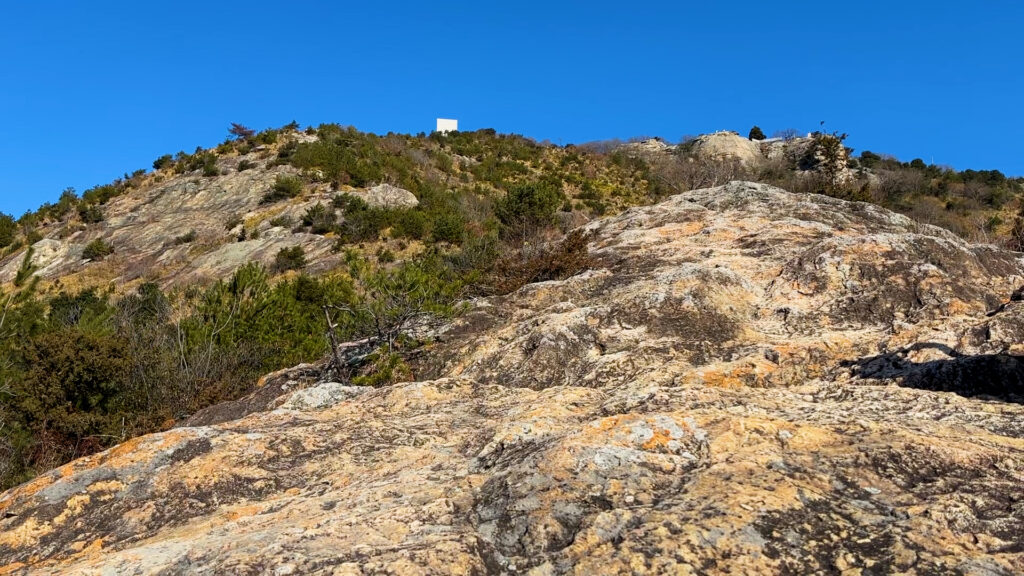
xmin=354 ymin=183 xmax=420 ymax=209
xmin=689 ymin=131 xmax=765 ymax=166
xmin=2 ymin=182 xmax=1024 ymax=574
xmin=620 ymin=138 xmax=675 ymax=157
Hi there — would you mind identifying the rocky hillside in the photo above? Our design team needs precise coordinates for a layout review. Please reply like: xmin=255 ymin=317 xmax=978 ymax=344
xmin=0 ymin=142 xmax=418 ymax=289
xmin=1 ymin=182 xmax=1021 ymax=574
xmin=3 ymin=125 xmax=1020 ymax=297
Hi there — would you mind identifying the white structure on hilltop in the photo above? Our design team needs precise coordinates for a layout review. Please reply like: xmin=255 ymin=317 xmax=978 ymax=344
xmin=436 ymin=118 xmax=458 ymax=134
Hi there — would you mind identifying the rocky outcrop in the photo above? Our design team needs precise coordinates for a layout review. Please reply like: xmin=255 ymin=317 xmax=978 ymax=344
xmin=620 ymin=138 xmax=674 ymax=157
xmin=1 ymin=182 xmax=1023 ymax=575
xmin=672 ymin=133 xmax=855 ymax=185
xmin=688 ymin=131 xmax=764 ymax=166
xmin=354 ymin=183 xmax=420 ymax=209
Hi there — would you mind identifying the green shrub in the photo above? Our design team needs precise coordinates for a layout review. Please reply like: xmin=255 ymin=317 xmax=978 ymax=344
xmin=83 ymin=238 xmax=114 ymax=261
xmin=0 ymin=213 xmax=16 ymax=248
xmin=350 ymin=347 xmax=411 ymax=387
xmin=392 ymin=210 xmax=428 ymax=240
xmin=153 ymin=154 xmax=174 ymax=170
xmin=748 ymin=126 xmax=766 ymax=141
xmin=332 ymin=193 xmax=370 ymax=213
xmin=331 ymin=193 xmax=394 ymax=243
xmin=237 ymin=159 xmax=256 ymax=172
xmin=377 ymin=248 xmax=396 ymax=263
xmin=287 ymin=126 xmax=415 ymax=189
xmin=859 ymin=150 xmax=881 ymax=168
xmin=432 ymin=211 xmax=466 ymax=244
xmin=201 ymin=156 xmax=220 ymax=177
xmin=47 ymin=289 xmax=110 ymax=328
xmin=81 ymin=184 xmax=123 ymax=206
xmin=78 ymin=205 xmax=104 ymax=224
xmin=337 ymin=208 xmax=391 ymax=243
xmin=44 ymin=188 xmax=80 ymax=221
xmin=15 ymin=329 xmax=131 ymax=448
xmin=255 ymin=129 xmax=278 ymax=145
xmin=262 ymin=175 xmax=304 ymax=203
xmin=0 ymin=263 xmax=368 ymax=489
xmin=496 ymin=180 xmax=564 ymax=238
xmin=582 ymin=195 xmax=608 ymax=215
xmin=14 ymin=248 xmax=37 ymax=287
xmin=274 ymin=246 xmax=307 ymax=272
xmin=302 ymin=203 xmax=336 ymax=234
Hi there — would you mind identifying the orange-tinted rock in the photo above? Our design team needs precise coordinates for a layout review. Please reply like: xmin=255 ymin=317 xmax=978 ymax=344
xmin=1 ymin=182 xmax=1022 ymax=574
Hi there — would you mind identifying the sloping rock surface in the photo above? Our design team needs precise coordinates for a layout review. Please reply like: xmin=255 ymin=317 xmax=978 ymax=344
xmin=2 ymin=182 xmax=1023 ymax=575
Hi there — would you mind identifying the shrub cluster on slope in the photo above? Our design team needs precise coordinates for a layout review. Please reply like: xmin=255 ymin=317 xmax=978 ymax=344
xmin=0 ymin=254 xmax=468 ymax=488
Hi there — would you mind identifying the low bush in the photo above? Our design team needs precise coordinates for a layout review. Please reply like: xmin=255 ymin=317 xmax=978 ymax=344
xmin=78 ymin=205 xmax=104 ymax=224
xmin=489 ymin=230 xmax=593 ymax=294
xmin=302 ymin=203 xmax=336 ymax=234
xmin=81 ymin=184 xmax=124 ymax=206
xmin=392 ymin=210 xmax=428 ymax=240
xmin=14 ymin=248 xmax=37 ymax=287
xmin=153 ymin=154 xmax=174 ymax=170
xmin=274 ymin=246 xmax=307 ymax=272
xmin=431 ymin=211 xmax=466 ymax=244
xmin=376 ymin=248 xmax=396 ymax=263
xmin=0 ymin=213 xmax=16 ymax=248
xmin=83 ymin=238 xmax=114 ymax=261
xmin=201 ymin=155 xmax=220 ymax=177
xmin=255 ymin=129 xmax=278 ymax=145
xmin=350 ymin=347 xmax=411 ymax=387
xmin=262 ymin=175 xmax=304 ymax=203
xmin=495 ymin=180 xmax=565 ymax=240
xmin=337 ymin=208 xmax=391 ymax=243
xmin=331 ymin=193 xmax=396 ymax=243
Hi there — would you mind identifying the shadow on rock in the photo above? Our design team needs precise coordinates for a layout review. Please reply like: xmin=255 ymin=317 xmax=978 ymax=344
xmin=844 ymin=343 xmax=1024 ymax=404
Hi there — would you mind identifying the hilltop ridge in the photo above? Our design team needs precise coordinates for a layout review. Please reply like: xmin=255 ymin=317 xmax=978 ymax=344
xmin=2 ymin=125 xmax=1022 ymax=294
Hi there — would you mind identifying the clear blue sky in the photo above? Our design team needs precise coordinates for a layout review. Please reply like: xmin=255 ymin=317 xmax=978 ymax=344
xmin=2 ymin=1 xmax=1022 ymax=215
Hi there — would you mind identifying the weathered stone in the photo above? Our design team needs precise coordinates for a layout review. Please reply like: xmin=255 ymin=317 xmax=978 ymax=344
xmin=689 ymin=131 xmax=765 ymax=166
xmin=1 ymin=182 xmax=1022 ymax=574
xmin=353 ymin=183 xmax=419 ymax=209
